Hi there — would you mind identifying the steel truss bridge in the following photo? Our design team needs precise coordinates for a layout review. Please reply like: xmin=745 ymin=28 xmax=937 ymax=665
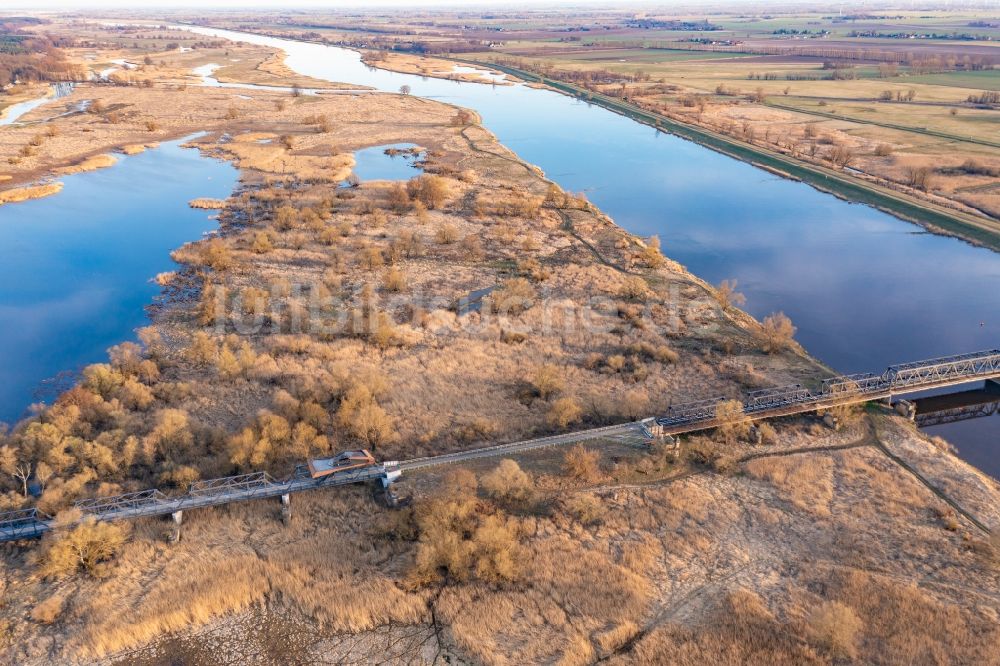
xmin=655 ymin=348 xmax=1000 ymax=436
xmin=1 ymin=349 xmax=997 ymax=544
xmin=0 ymin=464 xmax=396 ymax=543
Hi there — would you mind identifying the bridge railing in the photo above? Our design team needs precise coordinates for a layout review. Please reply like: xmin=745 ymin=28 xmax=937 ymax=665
xmin=658 ymin=397 xmax=726 ymax=426
xmin=656 ymin=348 xmax=1000 ymax=432
xmin=0 ymin=463 xmax=393 ymax=543
xmin=0 ymin=508 xmax=51 ymax=540
xmin=75 ymin=489 xmax=170 ymax=518
xmin=745 ymin=384 xmax=811 ymax=412
xmin=886 ymin=350 xmax=1000 ymax=388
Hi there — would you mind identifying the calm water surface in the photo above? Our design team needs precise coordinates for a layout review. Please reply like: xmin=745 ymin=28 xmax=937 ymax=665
xmin=2 ymin=26 xmax=994 ymax=473
xmin=351 ymin=143 xmax=424 ymax=181
xmin=0 ymin=83 xmax=74 ymax=126
xmin=186 ymin=25 xmax=999 ymax=474
xmin=0 ymin=137 xmax=238 ymax=423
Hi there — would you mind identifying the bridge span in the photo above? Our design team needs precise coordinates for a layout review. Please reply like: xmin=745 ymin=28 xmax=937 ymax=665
xmin=1 ymin=349 xmax=996 ymax=544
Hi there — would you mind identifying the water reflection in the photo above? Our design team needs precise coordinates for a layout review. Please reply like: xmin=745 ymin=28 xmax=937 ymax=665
xmin=0 ymin=137 xmax=238 ymax=423
xmin=351 ymin=143 xmax=424 ymax=182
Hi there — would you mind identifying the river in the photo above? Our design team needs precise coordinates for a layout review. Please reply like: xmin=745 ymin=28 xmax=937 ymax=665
xmin=1 ymin=26 xmax=995 ymax=474
xmin=185 ymin=25 xmax=999 ymax=474
xmin=0 ymin=83 xmax=74 ymax=126
xmin=0 ymin=137 xmax=238 ymax=423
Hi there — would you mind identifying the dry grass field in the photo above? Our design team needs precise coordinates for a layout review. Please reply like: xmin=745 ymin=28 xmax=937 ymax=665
xmin=0 ymin=17 xmax=997 ymax=665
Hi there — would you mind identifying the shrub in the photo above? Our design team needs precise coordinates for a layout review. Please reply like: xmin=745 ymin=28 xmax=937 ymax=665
xmin=905 ymin=165 xmax=933 ymax=191
xmin=359 ymin=246 xmax=385 ymax=270
xmin=274 ymin=205 xmax=298 ymax=231
xmin=450 ymin=109 xmax=474 ymax=126
xmin=200 ymin=238 xmax=232 ymax=271
xmin=563 ymin=444 xmax=600 ymax=481
xmin=756 ymin=422 xmax=778 ymax=445
xmin=488 ymin=277 xmax=536 ymax=316
xmin=829 ymin=144 xmax=856 ymax=168
xmin=216 ymin=345 xmax=241 ymax=378
xmin=251 ymin=231 xmax=273 ymax=254
xmin=366 ymin=209 xmax=388 ymax=228
xmin=118 ymin=377 xmax=154 ymax=410
xmin=532 ymin=364 xmax=565 ymax=400
xmin=31 ymin=593 xmax=66 ymax=624
xmin=808 ymin=601 xmax=862 ymax=659
xmin=561 ymin=494 xmax=605 ymax=525
xmin=471 ymin=514 xmax=522 ymax=583
xmin=239 ymin=287 xmax=269 ymax=316
xmin=383 ymin=267 xmax=407 ymax=292
xmin=145 ymin=408 xmax=195 ymax=460
xmin=197 ymin=284 xmax=227 ymax=327
xmin=406 ymin=175 xmax=450 ymax=209
xmin=714 ymin=399 xmax=752 ymax=444
xmin=336 ymin=384 xmax=395 ymax=448
xmin=38 ymin=510 xmax=128 ymax=579
xmin=460 ymin=234 xmax=484 ymax=260
xmin=435 ymin=223 xmax=459 ymax=245
xmin=759 ymin=312 xmax=796 ymax=353
xmin=548 ymin=397 xmax=582 ymax=429
xmin=653 ymin=345 xmax=679 ymax=364
xmin=481 ymin=459 xmax=534 ymax=505
xmin=638 ymin=236 xmax=665 ymax=268
xmin=388 ymin=182 xmax=410 ymax=211
xmin=716 ymin=278 xmax=746 ymax=309
xmin=618 ymin=276 xmax=651 ymax=301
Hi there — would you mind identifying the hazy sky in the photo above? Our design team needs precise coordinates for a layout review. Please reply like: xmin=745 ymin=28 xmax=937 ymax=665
xmin=12 ymin=0 xmax=997 ymax=11
xmin=1 ymin=0 xmax=815 ymax=8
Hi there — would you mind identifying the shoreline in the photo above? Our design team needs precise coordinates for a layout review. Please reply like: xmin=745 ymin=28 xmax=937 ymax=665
xmin=2 ymin=21 xmax=999 ymax=663
xmin=182 ymin=25 xmax=1000 ymax=252
xmin=449 ymin=57 xmax=1000 ymax=253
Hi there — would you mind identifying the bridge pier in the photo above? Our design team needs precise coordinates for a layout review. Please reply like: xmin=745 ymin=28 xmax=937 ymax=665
xmin=893 ymin=399 xmax=917 ymax=421
xmin=280 ymin=493 xmax=291 ymax=524
xmin=168 ymin=510 xmax=183 ymax=544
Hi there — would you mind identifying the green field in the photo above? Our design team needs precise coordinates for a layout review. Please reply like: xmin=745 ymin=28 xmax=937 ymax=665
xmin=904 ymin=70 xmax=1000 ymax=91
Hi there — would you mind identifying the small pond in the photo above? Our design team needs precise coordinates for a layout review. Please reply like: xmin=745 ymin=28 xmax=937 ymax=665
xmin=350 ymin=143 xmax=424 ymax=182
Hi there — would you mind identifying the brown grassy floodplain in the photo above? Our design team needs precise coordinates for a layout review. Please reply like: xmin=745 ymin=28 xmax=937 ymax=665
xmin=0 ymin=19 xmax=997 ymax=665
xmin=360 ymin=50 xmax=515 ymax=86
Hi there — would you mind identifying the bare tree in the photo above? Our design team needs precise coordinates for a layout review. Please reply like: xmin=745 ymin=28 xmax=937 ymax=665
xmin=830 ymin=145 xmax=856 ymax=168
xmin=716 ymin=279 xmax=747 ymax=310
xmin=906 ymin=166 xmax=933 ymax=191
xmin=0 ymin=446 xmax=32 ymax=497
xmin=760 ymin=312 xmax=797 ymax=353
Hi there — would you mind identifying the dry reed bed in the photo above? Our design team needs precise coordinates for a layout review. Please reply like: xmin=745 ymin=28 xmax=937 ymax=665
xmin=0 ymin=26 xmax=995 ymax=666
xmin=0 ymin=182 xmax=63 ymax=205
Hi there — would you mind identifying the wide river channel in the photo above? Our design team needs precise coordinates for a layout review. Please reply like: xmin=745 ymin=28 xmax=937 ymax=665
xmin=1 ymin=25 xmax=996 ymax=476
xmin=187 ymin=25 xmax=999 ymax=474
